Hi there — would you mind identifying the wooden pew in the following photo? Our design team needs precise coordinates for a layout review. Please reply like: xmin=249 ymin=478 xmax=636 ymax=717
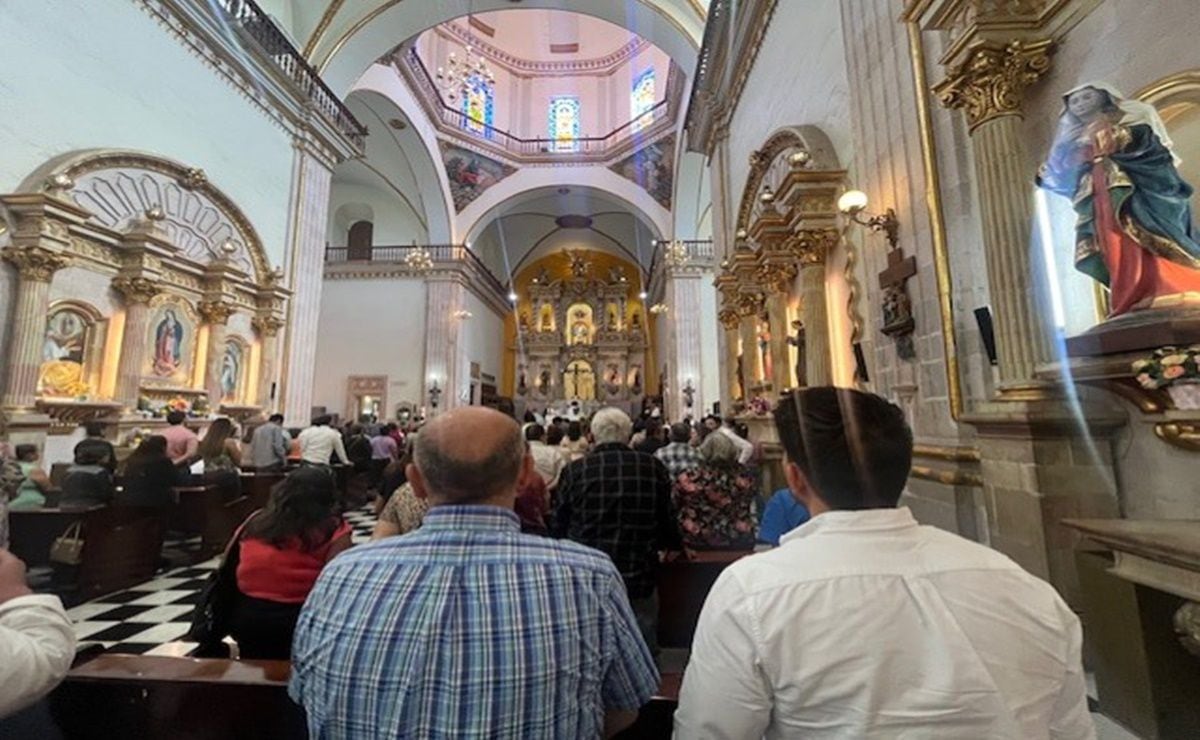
xmin=242 ymin=471 xmax=286 ymax=510
xmin=68 ymin=506 xmax=167 ymax=603
xmin=656 ymin=550 xmax=751 ymax=649
xmin=49 ymin=654 xmax=306 ymax=739
xmin=200 ymin=495 xmax=255 ymax=557
xmin=8 ymin=506 xmax=104 ymax=568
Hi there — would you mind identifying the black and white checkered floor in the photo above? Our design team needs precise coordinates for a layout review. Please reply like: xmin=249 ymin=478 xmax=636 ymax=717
xmin=65 ymin=505 xmax=379 ymax=657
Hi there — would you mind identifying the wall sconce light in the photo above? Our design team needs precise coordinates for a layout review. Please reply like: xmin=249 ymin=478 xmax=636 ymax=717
xmin=428 ymin=379 xmax=442 ymax=410
xmin=838 ymin=190 xmax=899 ymax=249
xmin=638 ymin=290 xmax=649 ymax=300
xmin=452 ymin=309 xmax=473 ymax=320
xmin=649 ymin=303 xmax=669 ymax=315
xmin=507 ymin=290 xmax=519 ymax=302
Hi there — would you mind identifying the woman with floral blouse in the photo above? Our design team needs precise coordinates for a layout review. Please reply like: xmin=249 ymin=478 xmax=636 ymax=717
xmin=672 ymin=432 xmax=759 ymax=549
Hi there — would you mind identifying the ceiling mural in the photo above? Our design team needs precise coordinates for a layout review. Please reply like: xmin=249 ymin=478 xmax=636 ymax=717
xmin=609 ymin=133 xmax=675 ymax=209
xmin=439 ymin=141 xmax=517 ymax=212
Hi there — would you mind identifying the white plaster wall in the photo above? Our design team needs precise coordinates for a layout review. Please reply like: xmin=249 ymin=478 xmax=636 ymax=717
xmin=726 ymin=0 xmax=853 ymax=207
xmin=459 ymin=291 xmax=506 ymax=403
xmin=0 ymin=1 xmax=294 ymax=261
xmin=326 ymin=181 xmax=429 ymax=246
xmin=699 ymin=278 xmax=721 ymax=416
xmin=311 ymin=278 xmax=428 ymax=416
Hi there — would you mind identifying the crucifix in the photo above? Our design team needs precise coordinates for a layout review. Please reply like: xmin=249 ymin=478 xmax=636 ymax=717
xmin=877 ymin=245 xmax=917 ymax=359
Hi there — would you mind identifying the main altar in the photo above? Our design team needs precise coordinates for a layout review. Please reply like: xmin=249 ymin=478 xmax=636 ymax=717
xmin=511 ymin=251 xmax=649 ymax=419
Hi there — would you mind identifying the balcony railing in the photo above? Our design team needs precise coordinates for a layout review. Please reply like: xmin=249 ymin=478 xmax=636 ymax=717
xmin=399 ymin=48 xmax=678 ymax=161
xmin=647 ymin=239 xmax=717 ymax=277
xmin=213 ymin=0 xmax=367 ymax=151
xmin=325 ymin=244 xmax=508 ymax=298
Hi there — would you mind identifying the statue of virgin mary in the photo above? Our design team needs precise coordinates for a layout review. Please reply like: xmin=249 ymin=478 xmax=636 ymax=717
xmin=1038 ymin=82 xmax=1200 ymax=317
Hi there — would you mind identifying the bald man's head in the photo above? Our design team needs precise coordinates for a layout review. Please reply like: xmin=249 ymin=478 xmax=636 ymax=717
xmin=412 ymin=407 xmax=526 ymax=505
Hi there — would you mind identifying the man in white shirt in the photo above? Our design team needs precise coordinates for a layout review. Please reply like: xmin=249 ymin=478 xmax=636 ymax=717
xmin=675 ymin=387 xmax=1094 ymax=740
xmin=298 ymin=415 xmax=350 ymax=466
xmin=524 ymin=423 xmax=564 ymax=489
xmin=0 ymin=549 xmax=76 ymax=718
xmin=718 ymin=416 xmax=754 ymax=465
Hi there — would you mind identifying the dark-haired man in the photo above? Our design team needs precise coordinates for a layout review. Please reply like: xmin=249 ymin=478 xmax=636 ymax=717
xmin=249 ymin=414 xmax=290 ymax=471
xmin=160 ymin=410 xmax=199 ymax=466
xmin=73 ymin=421 xmax=116 ymax=472
xmin=655 ymin=422 xmax=702 ymax=480
xmin=297 ymin=415 xmax=349 ymax=467
xmin=291 ymin=407 xmax=658 ymax=739
xmin=675 ymin=387 xmax=1093 ymax=739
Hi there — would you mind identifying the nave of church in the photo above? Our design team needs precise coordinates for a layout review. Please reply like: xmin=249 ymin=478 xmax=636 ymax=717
xmin=2 ymin=0 xmax=1200 ymax=737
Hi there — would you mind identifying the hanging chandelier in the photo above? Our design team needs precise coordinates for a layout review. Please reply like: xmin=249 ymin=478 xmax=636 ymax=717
xmin=436 ymin=4 xmax=494 ymax=104
xmin=404 ymin=243 xmax=434 ymax=273
xmin=663 ymin=240 xmax=690 ymax=268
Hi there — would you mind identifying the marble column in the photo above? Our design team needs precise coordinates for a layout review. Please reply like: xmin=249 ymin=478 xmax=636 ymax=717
xmin=253 ymin=315 xmax=284 ymax=410
xmin=799 ymin=262 xmax=832 ymax=387
xmin=111 ymin=276 xmax=161 ymax=410
xmin=199 ymin=301 xmax=234 ymax=409
xmin=279 ymin=140 xmax=335 ymax=425
xmin=719 ymin=309 xmax=741 ymax=404
xmin=936 ymin=40 xmax=1056 ymax=387
xmin=738 ymin=310 xmax=764 ymax=392
xmin=764 ymin=270 xmax=795 ymax=394
xmin=1 ymin=247 xmax=68 ymax=409
xmin=423 ymin=276 xmax=466 ymax=414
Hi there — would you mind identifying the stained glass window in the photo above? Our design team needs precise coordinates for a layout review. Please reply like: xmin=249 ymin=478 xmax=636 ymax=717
xmin=548 ymin=96 xmax=580 ymax=152
xmin=461 ymin=73 xmax=494 ymax=139
xmin=631 ymin=69 xmax=655 ymax=133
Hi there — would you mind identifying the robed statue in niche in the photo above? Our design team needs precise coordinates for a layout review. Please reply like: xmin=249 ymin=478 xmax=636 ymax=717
xmin=1038 ymin=82 xmax=1200 ymax=316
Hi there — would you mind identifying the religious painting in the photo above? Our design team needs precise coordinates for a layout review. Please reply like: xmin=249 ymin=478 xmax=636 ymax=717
xmin=145 ymin=299 xmax=196 ymax=385
xmin=609 ymin=133 xmax=675 ymax=209
xmin=220 ymin=339 xmax=244 ymax=403
xmin=440 ymin=142 xmax=516 ymax=212
xmin=603 ymin=363 xmax=623 ymax=396
xmin=39 ymin=303 xmax=102 ymax=398
xmin=628 ymin=364 xmax=643 ymax=396
xmin=563 ymin=360 xmax=595 ymax=400
xmin=1037 ymin=81 xmax=1200 ymax=318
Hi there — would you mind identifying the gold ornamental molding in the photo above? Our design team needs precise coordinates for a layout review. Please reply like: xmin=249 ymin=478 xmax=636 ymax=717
xmin=717 ymin=307 xmax=740 ymax=331
xmin=251 ymin=314 xmax=285 ymax=338
xmin=1154 ymin=422 xmax=1200 ymax=453
xmin=910 ymin=464 xmax=984 ymax=488
xmin=792 ymin=228 xmax=840 ymax=266
xmin=933 ymin=38 xmax=1054 ymax=131
xmin=1 ymin=246 xmax=69 ymax=282
xmin=913 ymin=443 xmax=982 ymax=463
xmin=111 ymin=275 xmax=161 ymax=305
xmin=197 ymin=300 xmax=236 ymax=326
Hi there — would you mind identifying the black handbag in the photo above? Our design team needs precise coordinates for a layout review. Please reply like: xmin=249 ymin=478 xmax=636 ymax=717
xmin=187 ymin=511 xmax=259 ymax=650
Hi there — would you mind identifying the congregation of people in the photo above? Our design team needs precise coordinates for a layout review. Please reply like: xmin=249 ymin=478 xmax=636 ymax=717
xmin=1 ymin=389 xmax=1095 ymax=738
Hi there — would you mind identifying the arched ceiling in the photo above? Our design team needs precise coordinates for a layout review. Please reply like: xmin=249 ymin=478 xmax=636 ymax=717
xmin=443 ymin=9 xmax=652 ymax=64
xmin=300 ymin=0 xmax=706 ymax=95
xmin=469 ymin=186 xmax=659 ymax=284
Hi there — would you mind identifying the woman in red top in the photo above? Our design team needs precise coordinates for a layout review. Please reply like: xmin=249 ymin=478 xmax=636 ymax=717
xmin=230 ymin=467 xmax=351 ymax=659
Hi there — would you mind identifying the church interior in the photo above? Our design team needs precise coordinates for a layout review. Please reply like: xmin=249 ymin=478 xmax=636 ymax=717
xmin=1 ymin=0 xmax=1199 ymax=737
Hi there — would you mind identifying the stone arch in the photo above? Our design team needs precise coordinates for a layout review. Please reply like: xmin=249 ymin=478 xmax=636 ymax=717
xmin=734 ymin=125 xmax=841 ymax=236
xmin=18 ymin=149 xmax=273 ymax=284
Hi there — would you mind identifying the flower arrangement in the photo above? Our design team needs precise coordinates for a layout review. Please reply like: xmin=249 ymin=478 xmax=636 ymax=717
xmin=1132 ymin=345 xmax=1200 ymax=389
xmin=167 ymin=396 xmax=191 ymax=412
xmin=747 ymin=395 xmax=772 ymax=416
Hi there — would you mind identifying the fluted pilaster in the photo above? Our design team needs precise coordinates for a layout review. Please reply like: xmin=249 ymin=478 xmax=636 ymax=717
xmin=1 ymin=247 xmax=66 ymax=408
xmin=199 ymin=301 xmax=234 ymax=407
xmin=111 ymin=276 xmax=160 ymax=409
xmin=253 ymin=315 xmax=284 ymax=409
xmin=800 ymin=263 xmax=832 ymax=387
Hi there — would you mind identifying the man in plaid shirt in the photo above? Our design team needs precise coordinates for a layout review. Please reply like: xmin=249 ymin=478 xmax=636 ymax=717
xmin=290 ymin=407 xmax=659 ymax=739
xmin=550 ymin=407 xmax=684 ymax=654
xmin=654 ymin=422 xmax=704 ymax=481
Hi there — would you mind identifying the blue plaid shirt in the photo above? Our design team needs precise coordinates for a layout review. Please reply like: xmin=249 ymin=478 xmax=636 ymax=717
xmin=289 ymin=505 xmax=660 ymax=739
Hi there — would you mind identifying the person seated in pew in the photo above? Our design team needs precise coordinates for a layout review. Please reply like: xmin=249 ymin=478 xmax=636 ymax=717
xmin=116 ymin=436 xmax=180 ymax=509
xmin=73 ymin=421 xmax=116 ymax=473
xmin=291 ymin=407 xmax=659 ymax=739
xmin=674 ymin=388 xmax=1094 ymax=739
xmin=0 ymin=444 xmax=22 ymax=547
xmin=672 ymin=433 xmax=758 ymax=551
xmin=0 ymin=549 xmax=76 ymax=719
xmin=60 ymin=445 xmax=116 ymax=508
xmin=199 ymin=418 xmax=243 ymax=501
xmin=230 ymin=467 xmax=351 ymax=660
xmin=7 ymin=446 xmax=51 ymax=511
xmin=757 ymin=487 xmax=811 ymax=547
xmin=370 ymin=481 xmax=429 ymax=539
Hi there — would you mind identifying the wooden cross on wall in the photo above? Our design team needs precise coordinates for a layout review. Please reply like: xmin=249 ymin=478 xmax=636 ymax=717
xmin=877 ymin=245 xmax=917 ymax=358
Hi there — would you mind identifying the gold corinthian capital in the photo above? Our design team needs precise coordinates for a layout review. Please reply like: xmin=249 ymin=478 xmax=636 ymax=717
xmin=934 ymin=39 xmax=1053 ymax=131
xmin=2 ymin=246 xmax=68 ymax=282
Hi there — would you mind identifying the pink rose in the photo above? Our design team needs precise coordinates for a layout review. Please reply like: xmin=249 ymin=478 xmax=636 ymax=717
xmin=1164 ymin=365 xmax=1186 ymax=379
xmin=1137 ymin=373 xmax=1155 ymax=388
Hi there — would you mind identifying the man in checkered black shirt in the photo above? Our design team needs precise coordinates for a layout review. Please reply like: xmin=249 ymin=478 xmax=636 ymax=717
xmin=654 ymin=422 xmax=704 ymax=481
xmin=550 ymin=407 xmax=684 ymax=654
xmin=290 ymin=407 xmax=658 ymax=739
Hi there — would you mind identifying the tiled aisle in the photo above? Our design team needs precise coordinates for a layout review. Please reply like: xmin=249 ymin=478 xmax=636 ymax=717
xmin=65 ymin=505 xmax=379 ymax=657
